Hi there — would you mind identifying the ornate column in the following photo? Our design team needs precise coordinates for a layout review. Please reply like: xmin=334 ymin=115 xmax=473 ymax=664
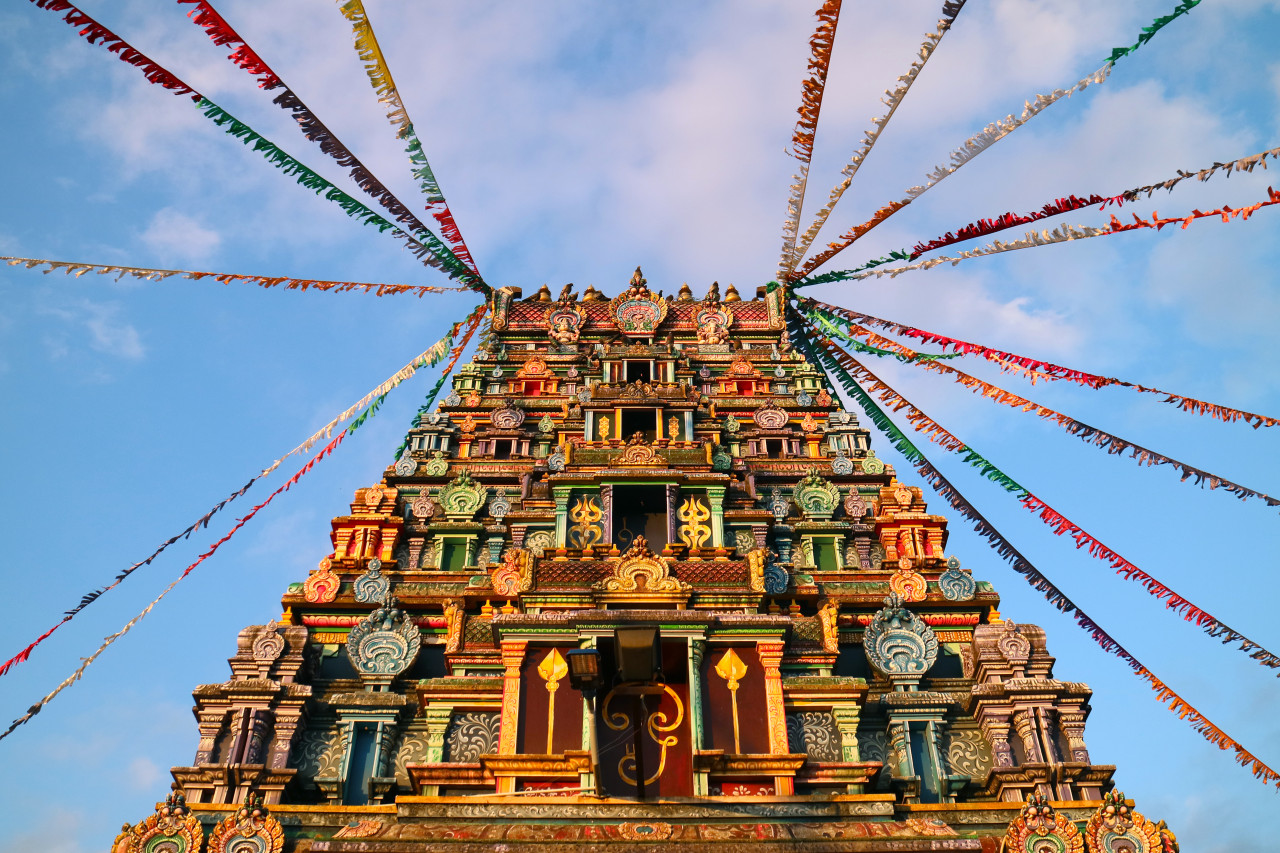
xmin=600 ymin=485 xmax=613 ymax=545
xmin=268 ymin=708 xmax=303 ymax=771
xmin=888 ymin=720 xmax=913 ymax=780
xmin=705 ymin=486 xmax=725 ymax=548
xmin=665 ymin=484 xmax=679 ymax=546
xmin=553 ymin=488 xmax=571 ymax=549
xmin=830 ymin=705 xmax=861 ymax=762
xmin=1012 ymin=709 xmax=1044 ymax=763
xmin=757 ymin=639 xmax=791 ymax=795
xmin=424 ymin=706 xmax=453 ymax=764
xmin=1057 ymin=710 xmax=1090 ymax=763
xmin=498 ymin=639 xmax=529 ymax=789
xmin=979 ymin=714 xmax=1016 ymax=769
xmin=193 ymin=709 xmax=228 ymax=764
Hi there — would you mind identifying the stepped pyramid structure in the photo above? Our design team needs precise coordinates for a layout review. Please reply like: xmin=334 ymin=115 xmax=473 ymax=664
xmin=111 ymin=270 xmax=1179 ymax=852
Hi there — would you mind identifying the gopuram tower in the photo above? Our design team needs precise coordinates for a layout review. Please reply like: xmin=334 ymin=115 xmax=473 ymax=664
xmin=111 ymin=270 xmax=1179 ymax=852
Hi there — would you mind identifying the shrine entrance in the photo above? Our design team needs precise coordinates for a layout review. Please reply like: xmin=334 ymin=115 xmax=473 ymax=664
xmin=611 ymin=485 xmax=668 ymax=551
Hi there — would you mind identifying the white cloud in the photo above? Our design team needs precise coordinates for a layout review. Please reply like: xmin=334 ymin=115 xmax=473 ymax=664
xmin=126 ymin=757 xmax=162 ymax=791
xmin=37 ymin=299 xmax=145 ymax=362
xmin=0 ymin=808 xmax=86 ymax=853
xmin=140 ymin=208 xmax=222 ymax=265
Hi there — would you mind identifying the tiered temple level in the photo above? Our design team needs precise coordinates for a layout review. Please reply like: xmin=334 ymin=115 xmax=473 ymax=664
xmin=112 ymin=270 xmax=1178 ymax=852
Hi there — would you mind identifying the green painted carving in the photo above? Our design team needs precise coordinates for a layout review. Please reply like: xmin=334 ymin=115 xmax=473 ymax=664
xmin=793 ymin=470 xmax=840 ymax=520
xmin=438 ymin=469 xmax=486 ymax=520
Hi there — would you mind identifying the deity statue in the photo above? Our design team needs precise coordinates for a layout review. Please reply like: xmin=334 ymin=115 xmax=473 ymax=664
xmin=549 ymin=316 xmax=577 ymax=345
xmin=697 ymin=315 xmax=729 ymax=345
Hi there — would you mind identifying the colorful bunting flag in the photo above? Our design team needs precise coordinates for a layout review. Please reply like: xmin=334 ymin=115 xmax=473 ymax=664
xmin=336 ymin=0 xmax=482 ymax=280
xmin=792 ymin=0 xmax=967 ymax=270
xmin=804 ymin=298 xmax=1280 ymax=428
xmin=1 ymin=256 xmax=469 ymax=297
xmin=777 ymin=0 xmax=842 ymax=285
xmin=804 ymin=306 xmax=1280 ymax=508
xmin=28 ymin=0 xmax=479 ymax=289
xmin=796 ymin=316 xmax=1280 ymax=788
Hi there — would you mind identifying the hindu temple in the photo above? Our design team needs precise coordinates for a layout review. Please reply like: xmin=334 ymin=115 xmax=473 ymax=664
xmin=111 ymin=270 xmax=1179 ymax=851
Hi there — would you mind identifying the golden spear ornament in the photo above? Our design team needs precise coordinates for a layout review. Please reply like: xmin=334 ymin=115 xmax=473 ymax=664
xmin=714 ymin=648 xmax=749 ymax=754
xmin=538 ymin=648 xmax=569 ymax=754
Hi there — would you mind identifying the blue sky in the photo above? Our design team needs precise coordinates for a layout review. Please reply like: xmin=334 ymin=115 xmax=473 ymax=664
xmin=1 ymin=1 xmax=1279 ymax=849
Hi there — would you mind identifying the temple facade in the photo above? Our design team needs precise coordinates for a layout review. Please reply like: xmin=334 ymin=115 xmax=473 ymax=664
xmin=111 ymin=270 xmax=1179 ymax=852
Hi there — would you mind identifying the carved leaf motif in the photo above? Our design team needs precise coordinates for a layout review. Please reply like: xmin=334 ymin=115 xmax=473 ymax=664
xmin=786 ymin=711 xmax=842 ymax=762
xmin=290 ymin=726 xmax=343 ymax=780
xmin=444 ymin=712 xmax=501 ymax=763
xmin=393 ymin=729 xmax=431 ymax=783
xmin=944 ymin=729 xmax=992 ymax=780
xmin=857 ymin=729 xmax=887 ymax=764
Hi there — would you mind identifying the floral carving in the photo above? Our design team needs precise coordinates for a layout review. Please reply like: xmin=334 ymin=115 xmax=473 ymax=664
xmin=490 ymin=402 xmax=526 ymax=429
xmin=597 ymin=537 xmax=689 ymax=594
xmin=752 ymin=403 xmax=788 ymax=430
xmin=438 ymin=470 xmax=486 ymax=520
xmin=997 ymin=622 xmax=1032 ymax=671
xmin=1085 ymin=790 xmax=1168 ymax=853
xmin=610 ymin=267 xmax=668 ymax=337
xmin=863 ymin=593 xmax=938 ymax=687
xmin=1002 ymin=794 xmax=1084 ymax=853
xmin=207 ymin=792 xmax=284 ymax=853
xmin=126 ymin=787 xmax=204 ymax=853
xmin=251 ymin=621 xmax=286 ymax=662
xmin=786 ymin=711 xmax=842 ymax=762
xmin=793 ymin=470 xmax=840 ymax=520
xmin=890 ymin=566 xmax=927 ymax=602
xmin=347 ymin=596 xmax=422 ymax=679
xmin=423 ymin=451 xmax=449 ymax=477
xmin=492 ymin=548 xmax=532 ymax=597
xmin=444 ymin=712 xmax=501 ymax=762
xmin=354 ymin=560 xmax=391 ymax=603
xmin=616 ymin=438 xmax=666 ymax=466
xmin=303 ymin=558 xmax=340 ymax=604
xmin=939 ymin=557 xmax=976 ymax=601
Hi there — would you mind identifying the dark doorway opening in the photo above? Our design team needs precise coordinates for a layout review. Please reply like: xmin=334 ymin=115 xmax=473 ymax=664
xmin=620 ymin=408 xmax=657 ymax=441
xmin=612 ymin=485 xmax=668 ymax=551
xmin=625 ymin=361 xmax=652 ymax=383
xmin=765 ymin=438 xmax=786 ymax=458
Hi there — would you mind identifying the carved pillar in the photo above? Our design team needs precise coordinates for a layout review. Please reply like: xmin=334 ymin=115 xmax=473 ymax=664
xmin=553 ymin=488 xmax=571 ymax=548
xmin=980 ymin=714 xmax=1016 ymax=768
xmin=1012 ymin=709 xmax=1044 ymax=763
xmin=193 ymin=709 xmax=228 ymax=764
xmin=887 ymin=721 xmax=912 ymax=779
xmin=831 ymin=705 xmax=861 ymax=763
xmin=406 ymin=537 xmax=425 ymax=570
xmin=600 ymin=485 xmax=613 ymax=545
xmin=245 ymin=710 xmax=273 ymax=765
xmin=665 ymin=484 xmax=679 ymax=546
xmin=1058 ymin=710 xmax=1090 ymax=763
xmin=688 ymin=638 xmax=707 ymax=754
xmin=497 ymin=639 xmax=528 ymax=793
xmin=268 ymin=708 xmax=303 ymax=771
xmin=756 ymin=639 xmax=791 ymax=794
xmin=425 ymin=706 xmax=453 ymax=764
xmin=705 ymin=486 xmax=725 ymax=548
